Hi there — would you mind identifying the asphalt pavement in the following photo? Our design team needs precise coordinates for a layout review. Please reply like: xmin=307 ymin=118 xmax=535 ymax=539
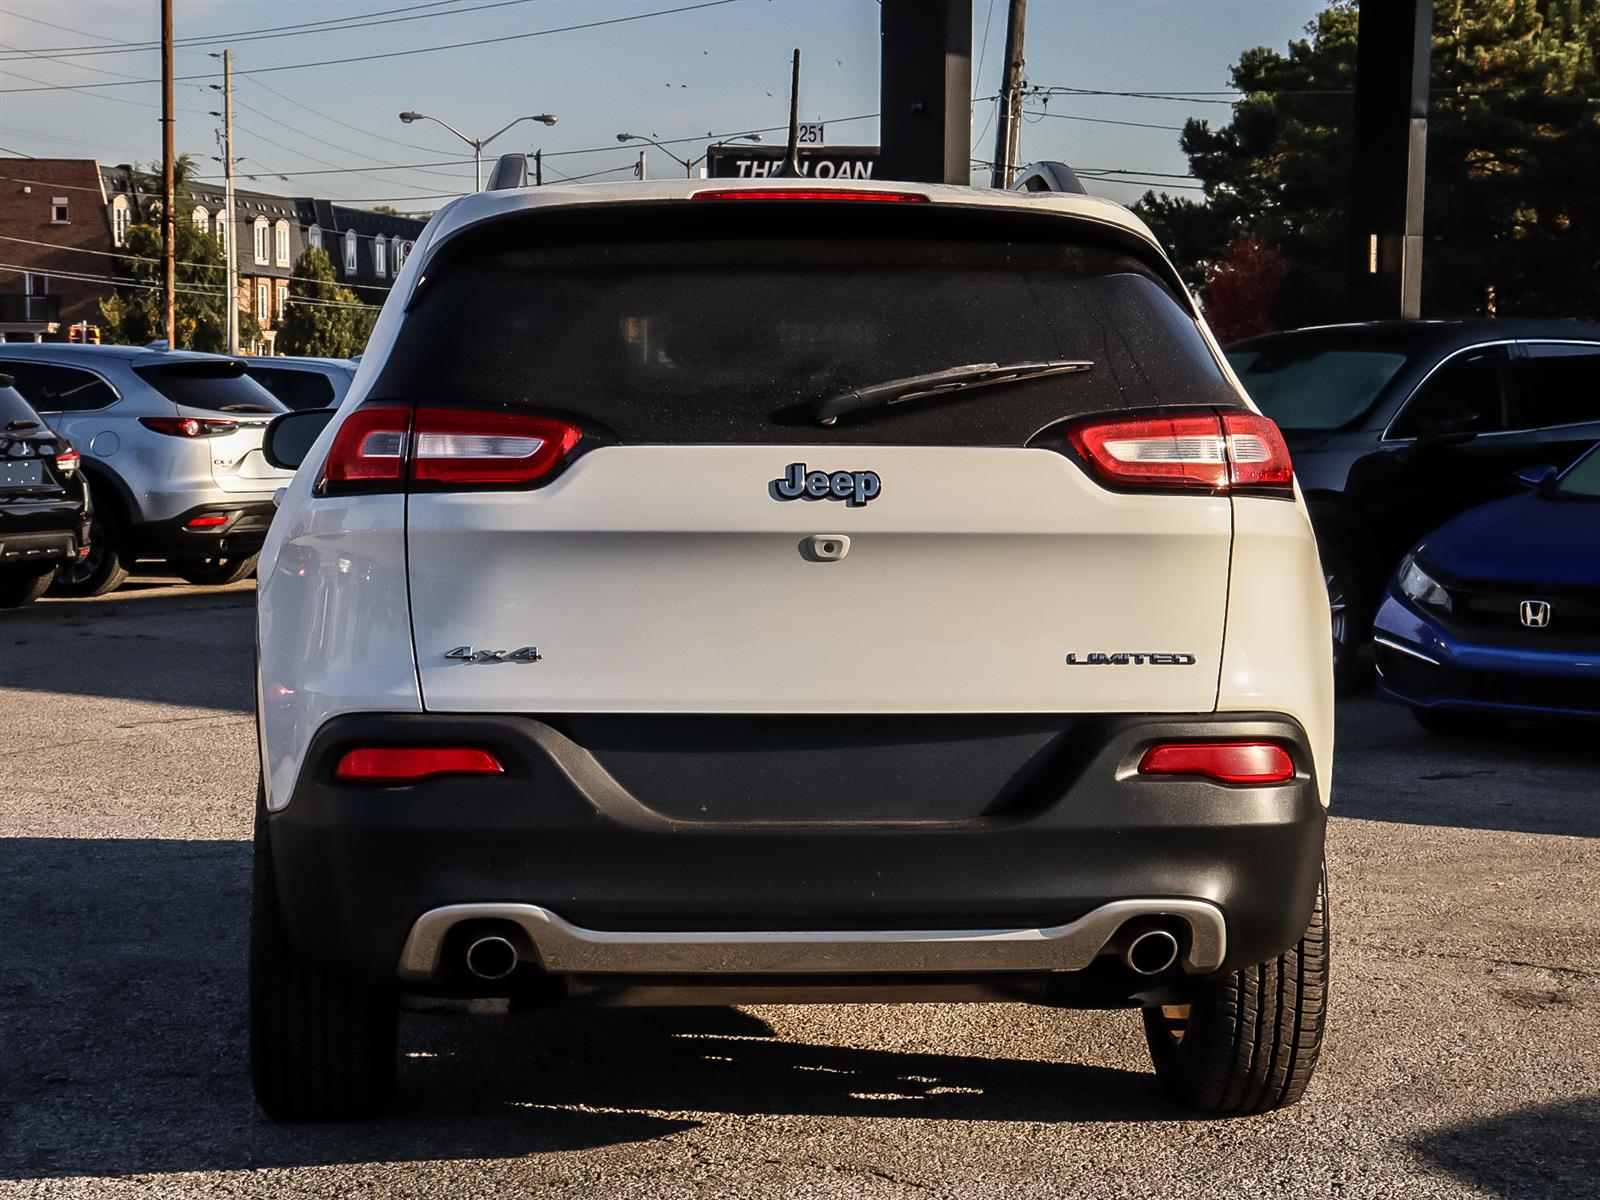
xmin=1 ymin=577 xmax=1596 ymax=1199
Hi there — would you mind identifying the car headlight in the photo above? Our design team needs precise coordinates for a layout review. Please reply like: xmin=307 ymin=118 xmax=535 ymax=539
xmin=1397 ymin=553 xmax=1452 ymax=612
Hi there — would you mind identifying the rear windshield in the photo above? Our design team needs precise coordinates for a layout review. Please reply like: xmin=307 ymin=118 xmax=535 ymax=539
xmin=372 ymin=204 xmax=1240 ymax=445
xmin=246 ymin=365 xmax=338 ymax=410
xmin=0 ymin=386 xmax=44 ymax=428
xmin=1226 ymin=345 xmax=1409 ymax=432
xmin=135 ymin=361 xmax=285 ymax=415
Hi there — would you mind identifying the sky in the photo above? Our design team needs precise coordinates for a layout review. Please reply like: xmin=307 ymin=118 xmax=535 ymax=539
xmin=0 ymin=0 xmax=1326 ymax=212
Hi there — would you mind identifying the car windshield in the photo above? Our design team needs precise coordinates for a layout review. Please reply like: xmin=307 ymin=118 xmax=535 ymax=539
xmin=135 ymin=361 xmax=286 ymax=415
xmin=1552 ymin=444 xmax=1600 ymax=498
xmin=1226 ymin=346 xmax=1409 ymax=431
xmin=372 ymin=203 xmax=1240 ymax=446
xmin=0 ymin=386 xmax=44 ymax=427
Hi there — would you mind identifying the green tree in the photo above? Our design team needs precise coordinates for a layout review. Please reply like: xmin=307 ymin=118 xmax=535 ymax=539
xmin=1132 ymin=0 xmax=1600 ymax=326
xmin=275 ymin=246 xmax=376 ymax=357
xmin=98 ymin=155 xmax=245 ymax=351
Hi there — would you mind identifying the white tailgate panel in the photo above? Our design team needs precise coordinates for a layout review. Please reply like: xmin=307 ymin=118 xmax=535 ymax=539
xmin=408 ymin=446 xmax=1231 ymax=713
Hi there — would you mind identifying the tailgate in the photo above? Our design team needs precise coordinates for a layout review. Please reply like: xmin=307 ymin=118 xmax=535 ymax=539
xmin=407 ymin=445 xmax=1230 ymax=714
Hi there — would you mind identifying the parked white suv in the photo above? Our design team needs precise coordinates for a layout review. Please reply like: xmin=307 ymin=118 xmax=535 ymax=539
xmin=252 ymin=178 xmax=1333 ymax=1121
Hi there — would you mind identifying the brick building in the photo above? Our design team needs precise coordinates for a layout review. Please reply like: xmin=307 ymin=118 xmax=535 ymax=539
xmin=0 ymin=157 xmax=426 ymax=350
xmin=0 ymin=159 xmax=113 ymax=340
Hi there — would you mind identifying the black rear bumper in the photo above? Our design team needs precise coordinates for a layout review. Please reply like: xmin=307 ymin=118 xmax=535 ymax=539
xmin=266 ymin=711 xmax=1326 ymax=992
xmin=0 ymin=492 xmax=87 ymax=568
xmin=135 ymin=500 xmax=276 ymax=558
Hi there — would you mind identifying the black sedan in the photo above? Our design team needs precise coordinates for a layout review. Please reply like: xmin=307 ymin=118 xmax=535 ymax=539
xmin=1226 ymin=319 xmax=1600 ymax=681
xmin=0 ymin=374 xmax=91 ymax=608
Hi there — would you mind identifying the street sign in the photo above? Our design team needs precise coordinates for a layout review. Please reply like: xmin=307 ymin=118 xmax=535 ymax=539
xmin=705 ymin=144 xmax=880 ymax=180
xmin=797 ymin=122 xmax=825 ymax=146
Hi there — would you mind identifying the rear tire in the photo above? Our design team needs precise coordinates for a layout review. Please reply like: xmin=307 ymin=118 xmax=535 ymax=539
xmin=1321 ymin=545 xmax=1366 ymax=692
xmin=1412 ymin=707 xmax=1505 ymax=738
xmin=48 ymin=518 xmax=129 ymax=597
xmin=250 ymin=792 xmax=397 ymax=1121
xmin=174 ymin=552 xmax=259 ymax=587
xmin=0 ymin=566 xmax=56 ymax=608
xmin=1142 ymin=868 xmax=1328 ymax=1115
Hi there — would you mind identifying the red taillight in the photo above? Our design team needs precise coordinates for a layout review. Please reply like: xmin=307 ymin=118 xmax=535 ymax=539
xmin=1138 ymin=741 xmax=1295 ymax=786
xmin=412 ymin=406 xmax=582 ymax=487
xmin=1065 ymin=411 xmax=1293 ymax=495
xmin=321 ymin=403 xmax=411 ymax=490
xmin=691 ymin=187 xmax=929 ymax=203
xmin=334 ymin=745 xmax=505 ymax=785
xmin=185 ymin=513 xmax=231 ymax=529
xmin=140 ymin=416 xmax=238 ymax=438
xmin=318 ymin=403 xmax=582 ymax=494
xmin=54 ymin=447 xmax=79 ymax=474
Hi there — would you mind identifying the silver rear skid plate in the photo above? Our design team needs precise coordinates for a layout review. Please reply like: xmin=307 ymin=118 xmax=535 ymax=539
xmin=395 ymin=898 xmax=1227 ymax=982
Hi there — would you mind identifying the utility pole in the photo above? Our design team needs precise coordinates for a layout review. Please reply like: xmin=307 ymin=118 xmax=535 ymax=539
xmin=160 ymin=0 xmax=176 ymax=348
xmin=991 ymin=0 xmax=1027 ymax=189
xmin=534 ymin=149 xmax=543 ymax=186
xmin=222 ymin=50 xmax=239 ymax=356
xmin=636 ymin=149 xmax=647 ymax=180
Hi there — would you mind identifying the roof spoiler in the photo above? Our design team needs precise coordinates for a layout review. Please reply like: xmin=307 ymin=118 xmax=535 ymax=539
xmin=1011 ymin=161 xmax=1088 ymax=195
xmin=486 ymin=153 xmax=529 ymax=191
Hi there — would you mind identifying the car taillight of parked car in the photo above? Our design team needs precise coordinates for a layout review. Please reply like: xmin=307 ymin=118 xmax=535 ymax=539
xmin=53 ymin=447 xmax=79 ymax=474
xmin=1063 ymin=411 xmax=1294 ymax=496
xmin=138 ymin=416 xmax=240 ymax=438
xmin=318 ymin=403 xmax=583 ymax=495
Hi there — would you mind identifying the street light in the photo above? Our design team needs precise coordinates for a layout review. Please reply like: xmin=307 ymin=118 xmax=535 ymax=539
xmin=399 ymin=110 xmax=558 ymax=192
xmin=616 ymin=131 xmax=762 ymax=178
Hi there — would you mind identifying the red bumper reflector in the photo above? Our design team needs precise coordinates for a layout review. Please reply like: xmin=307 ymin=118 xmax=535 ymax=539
xmin=334 ymin=746 xmax=505 ymax=785
xmin=185 ymin=514 xmax=231 ymax=528
xmin=1138 ymin=741 xmax=1295 ymax=785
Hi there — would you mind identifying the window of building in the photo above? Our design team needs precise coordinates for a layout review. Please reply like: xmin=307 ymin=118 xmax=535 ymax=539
xmin=254 ymin=217 xmax=269 ymax=266
xmin=257 ymin=281 xmax=271 ymax=326
xmin=111 ymin=196 xmax=130 ymax=246
xmin=373 ymin=236 xmax=387 ymax=279
xmin=51 ymin=196 xmax=69 ymax=224
xmin=276 ymin=283 xmax=289 ymax=318
xmin=275 ymin=220 xmax=291 ymax=266
xmin=192 ymin=206 xmax=210 ymax=234
xmin=344 ymin=229 xmax=357 ymax=274
xmin=307 ymin=224 xmax=322 ymax=251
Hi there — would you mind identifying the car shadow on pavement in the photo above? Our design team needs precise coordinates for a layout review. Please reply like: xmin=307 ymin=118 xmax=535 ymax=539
xmin=0 ymin=584 xmax=255 ymax=713
xmin=1411 ymin=1094 xmax=1600 ymax=1198
xmin=0 ymin=835 xmax=1168 ymax=1182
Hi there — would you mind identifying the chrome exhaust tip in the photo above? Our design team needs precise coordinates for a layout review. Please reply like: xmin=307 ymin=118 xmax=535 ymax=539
xmin=1120 ymin=926 xmax=1181 ymax=976
xmin=464 ymin=934 xmax=519 ymax=981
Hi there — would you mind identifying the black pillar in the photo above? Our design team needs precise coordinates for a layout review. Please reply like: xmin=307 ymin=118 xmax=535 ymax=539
xmin=1348 ymin=0 xmax=1432 ymax=319
xmin=879 ymin=0 xmax=972 ymax=185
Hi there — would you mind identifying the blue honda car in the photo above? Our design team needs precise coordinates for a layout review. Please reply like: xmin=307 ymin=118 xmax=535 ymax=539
xmin=1373 ymin=443 xmax=1600 ymax=733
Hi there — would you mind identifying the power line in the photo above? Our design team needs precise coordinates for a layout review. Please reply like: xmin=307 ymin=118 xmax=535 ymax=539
xmin=0 ymin=0 xmax=741 ymax=93
xmin=1021 ymin=108 xmax=1186 ymax=131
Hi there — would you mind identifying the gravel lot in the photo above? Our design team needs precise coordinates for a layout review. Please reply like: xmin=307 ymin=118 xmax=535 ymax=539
xmin=2 ymin=577 xmax=1596 ymax=1199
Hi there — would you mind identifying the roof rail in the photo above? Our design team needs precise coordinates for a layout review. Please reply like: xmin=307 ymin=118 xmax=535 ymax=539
xmin=486 ymin=153 xmax=529 ymax=191
xmin=1011 ymin=161 xmax=1088 ymax=195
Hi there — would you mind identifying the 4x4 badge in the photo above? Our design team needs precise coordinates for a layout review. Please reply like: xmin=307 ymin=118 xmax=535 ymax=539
xmin=770 ymin=462 xmax=882 ymax=507
xmin=445 ymin=646 xmax=542 ymax=664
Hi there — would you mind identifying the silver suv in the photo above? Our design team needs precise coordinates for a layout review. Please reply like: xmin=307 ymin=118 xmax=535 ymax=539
xmin=0 ymin=344 xmax=290 ymax=592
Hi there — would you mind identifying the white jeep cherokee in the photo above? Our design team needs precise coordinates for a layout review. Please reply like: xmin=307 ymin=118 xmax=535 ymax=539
xmin=251 ymin=178 xmax=1332 ymax=1121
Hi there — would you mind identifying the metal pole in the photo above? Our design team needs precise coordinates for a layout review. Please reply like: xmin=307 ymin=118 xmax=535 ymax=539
xmin=223 ymin=49 xmax=239 ymax=356
xmin=991 ymin=0 xmax=1026 ymax=188
xmin=473 ymin=143 xmax=483 ymax=192
xmin=878 ymin=0 xmax=973 ymax=184
xmin=161 ymin=0 xmax=176 ymax=348
xmin=637 ymin=150 xmax=646 ymax=181
xmin=534 ymin=149 xmax=542 ymax=185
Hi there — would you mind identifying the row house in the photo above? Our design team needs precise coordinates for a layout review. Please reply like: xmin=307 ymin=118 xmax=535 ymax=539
xmin=1 ymin=157 xmax=426 ymax=350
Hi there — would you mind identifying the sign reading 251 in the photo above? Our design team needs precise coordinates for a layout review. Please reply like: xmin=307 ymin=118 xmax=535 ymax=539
xmin=797 ymin=123 xmax=825 ymax=145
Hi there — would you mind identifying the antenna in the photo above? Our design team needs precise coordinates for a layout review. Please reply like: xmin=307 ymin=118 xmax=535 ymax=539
xmin=772 ymin=48 xmax=802 ymax=178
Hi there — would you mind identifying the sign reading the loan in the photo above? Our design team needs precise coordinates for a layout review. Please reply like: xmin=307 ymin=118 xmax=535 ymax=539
xmin=705 ymin=144 xmax=880 ymax=180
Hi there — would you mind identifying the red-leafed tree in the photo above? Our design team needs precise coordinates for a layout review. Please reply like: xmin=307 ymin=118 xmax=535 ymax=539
xmin=1202 ymin=236 xmax=1289 ymax=343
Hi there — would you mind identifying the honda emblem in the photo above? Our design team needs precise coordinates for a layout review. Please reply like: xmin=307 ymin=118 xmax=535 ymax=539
xmin=1519 ymin=600 xmax=1552 ymax=629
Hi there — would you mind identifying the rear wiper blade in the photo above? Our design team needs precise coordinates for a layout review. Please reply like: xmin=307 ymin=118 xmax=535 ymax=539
xmin=811 ymin=359 xmax=1093 ymax=426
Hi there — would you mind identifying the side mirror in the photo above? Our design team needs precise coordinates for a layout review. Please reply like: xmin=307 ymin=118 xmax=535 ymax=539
xmin=1515 ymin=463 xmax=1558 ymax=490
xmin=263 ymin=408 xmax=336 ymax=471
